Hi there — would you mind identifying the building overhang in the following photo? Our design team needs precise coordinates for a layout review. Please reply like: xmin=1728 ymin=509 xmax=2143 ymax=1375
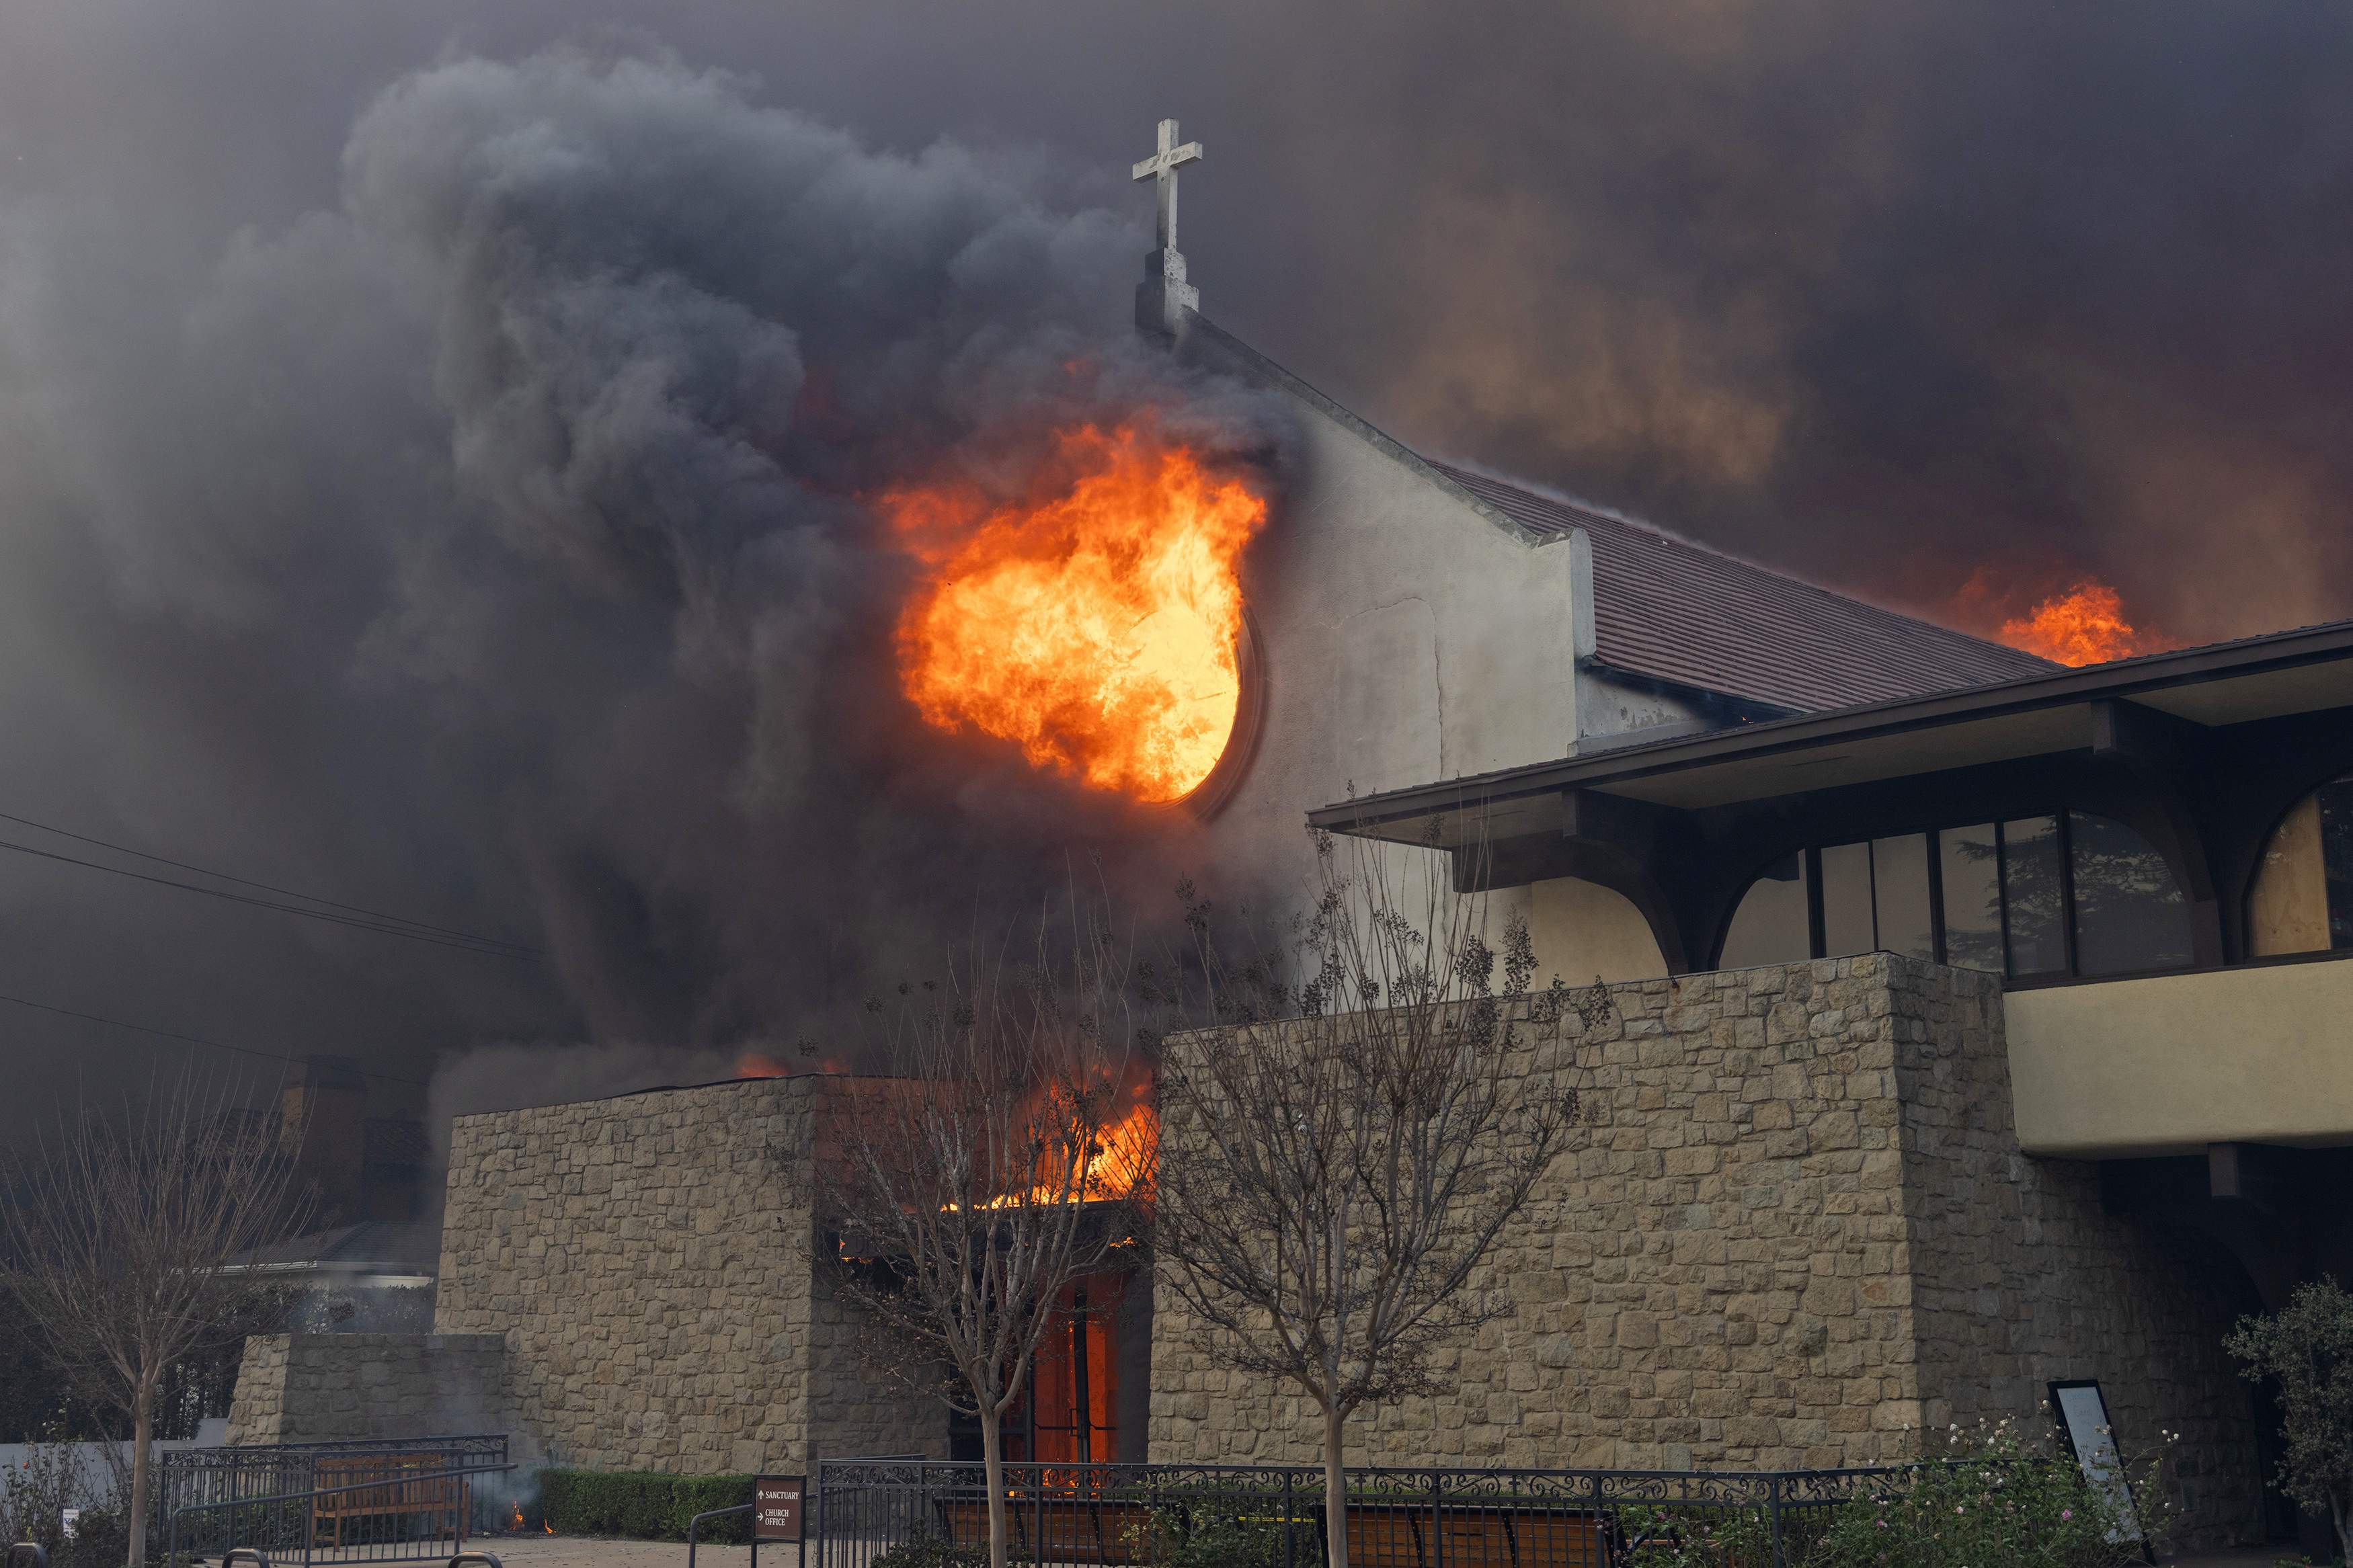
xmin=1312 ymin=618 xmax=2353 ymax=845
xmin=216 ymin=1259 xmax=436 ymax=1286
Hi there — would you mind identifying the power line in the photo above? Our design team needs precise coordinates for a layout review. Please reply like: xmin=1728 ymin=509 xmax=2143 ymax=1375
xmin=0 ymin=816 xmax=543 ymax=958
xmin=0 ymin=988 xmax=427 ymax=1087
xmin=0 ymin=807 xmax=536 ymax=952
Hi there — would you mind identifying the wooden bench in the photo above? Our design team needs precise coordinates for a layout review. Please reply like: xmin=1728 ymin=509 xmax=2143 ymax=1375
xmin=311 ymin=1456 xmax=470 ymax=1550
xmin=932 ymin=1494 xmax=1605 ymax=1567
xmin=935 ymin=1496 xmax=1154 ymax=1564
xmin=1342 ymin=1502 xmax=1609 ymax=1568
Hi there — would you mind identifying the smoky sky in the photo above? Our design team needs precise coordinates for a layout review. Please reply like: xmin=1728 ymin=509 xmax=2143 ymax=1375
xmin=1 ymin=1 xmax=2350 ymax=1118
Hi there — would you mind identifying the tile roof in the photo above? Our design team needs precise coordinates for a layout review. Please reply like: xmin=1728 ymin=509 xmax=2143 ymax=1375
xmin=1431 ymin=462 xmax=2059 ymax=712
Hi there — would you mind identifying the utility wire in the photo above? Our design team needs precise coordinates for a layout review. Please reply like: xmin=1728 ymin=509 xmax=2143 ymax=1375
xmin=0 ymin=807 xmax=535 ymax=952
xmin=0 ymin=820 xmax=542 ymax=959
xmin=0 ymin=988 xmax=428 ymax=1087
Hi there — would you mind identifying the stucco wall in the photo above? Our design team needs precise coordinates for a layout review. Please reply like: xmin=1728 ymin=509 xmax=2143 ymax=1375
xmin=1149 ymin=955 xmax=2263 ymax=1546
xmin=2006 ymin=954 xmax=2353 ymax=1155
xmin=1174 ymin=329 xmax=1584 ymax=923
xmin=1524 ymin=876 xmax=1669 ymax=983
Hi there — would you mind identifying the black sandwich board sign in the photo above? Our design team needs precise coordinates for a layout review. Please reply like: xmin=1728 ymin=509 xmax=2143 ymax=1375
xmin=754 ymin=1475 xmax=806 ymax=1544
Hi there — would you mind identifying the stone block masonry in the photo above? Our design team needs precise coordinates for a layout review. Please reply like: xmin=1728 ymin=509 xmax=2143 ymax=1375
xmin=229 ymin=1077 xmax=948 ymax=1472
xmin=225 ymin=1333 xmax=510 ymax=1445
xmin=223 ymin=956 xmax=2262 ymax=1546
xmin=1149 ymin=954 xmax=2264 ymax=1547
xmin=430 ymin=1075 xmax=943 ymax=1474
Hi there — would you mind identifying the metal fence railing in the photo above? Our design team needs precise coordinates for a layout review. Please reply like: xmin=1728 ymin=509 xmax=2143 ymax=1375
xmin=161 ymin=1436 xmax=513 ymax=1567
xmin=813 ymin=1457 xmax=1903 ymax=1568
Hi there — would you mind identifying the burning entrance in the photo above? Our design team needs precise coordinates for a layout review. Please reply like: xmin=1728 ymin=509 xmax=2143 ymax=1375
xmin=951 ymin=1274 xmax=1138 ymax=1465
xmin=888 ymin=424 xmax=1269 ymax=803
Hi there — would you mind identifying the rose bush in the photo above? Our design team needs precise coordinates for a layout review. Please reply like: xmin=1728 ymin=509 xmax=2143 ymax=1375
xmin=1809 ymin=1416 xmax=2169 ymax=1568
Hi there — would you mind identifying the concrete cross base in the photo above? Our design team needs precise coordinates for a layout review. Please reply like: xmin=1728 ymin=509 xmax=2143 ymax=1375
xmin=1135 ymin=249 xmax=1199 ymax=340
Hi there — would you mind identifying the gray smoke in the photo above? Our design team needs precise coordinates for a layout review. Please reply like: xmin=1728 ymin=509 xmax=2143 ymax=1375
xmin=4 ymin=4 xmax=2353 ymax=1121
xmin=0 ymin=42 xmax=1283 ymax=1121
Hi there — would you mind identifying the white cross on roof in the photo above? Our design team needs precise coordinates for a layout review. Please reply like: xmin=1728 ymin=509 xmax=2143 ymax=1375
xmin=1131 ymin=118 xmax=1203 ymax=253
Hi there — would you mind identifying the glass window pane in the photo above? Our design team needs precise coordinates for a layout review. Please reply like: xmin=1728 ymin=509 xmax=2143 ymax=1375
xmin=2069 ymin=811 xmax=2194 ymax=976
xmin=2001 ymin=816 xmax=2067 ymax=976
xmin=1820 ymin=841 xmax=1875 ymax=958
xmin=1870 ymin=834 xmax=1936 ymax=961
xmin=1720 ymin=852 xmax=1811 ymax=968
xmin=2249 ymin=794 xmax=2332 ymax=957
xmin=2322 ymin=780 xmax=2353 ymax=950
xmin=1939 ymin=824 xmax=2003 ymax=973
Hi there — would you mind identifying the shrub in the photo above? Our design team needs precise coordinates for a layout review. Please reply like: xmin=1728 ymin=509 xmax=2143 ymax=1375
xmin=1 ymin=1426 xmax=81 ymax=1549
xmin=868 ymin=1536 xmax=994 ymax=1568
xmin=2 ymin=1409 xmax=136 ymax=1567
xmin=532 ymin=1470 xmax=756 ymax=1542
xmin=2227 ymin=1276 xmax=2353 ymax=1565
xmin=1617 ymin=1503 xmax=1776 ymax=1567
xmin=1131 ymin=1503 xmax=1290 ymax=1568
xmin=56 ymin=1503 xmax=131 ymax=1568
xmin=1808 ymin=1416 xmax=2169 ymax=1568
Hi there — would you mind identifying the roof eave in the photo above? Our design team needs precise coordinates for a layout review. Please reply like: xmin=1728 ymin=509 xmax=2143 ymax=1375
xmin=1312 ymin=618 xmax=2353 ymax=837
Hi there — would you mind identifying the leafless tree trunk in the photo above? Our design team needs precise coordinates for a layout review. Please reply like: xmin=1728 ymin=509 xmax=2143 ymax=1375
xmin=819 ymin=909 xmax=1156 ymax=1568
xmin=0 ymin=1074 xmax=311 ymax=1567
xmin=1151 ymin=830 xmax=1593 ymax=1568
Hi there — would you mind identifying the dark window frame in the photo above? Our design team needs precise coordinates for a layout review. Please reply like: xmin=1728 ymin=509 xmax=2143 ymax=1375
xmin=1720 ymin=805 xmax=2192 ymax=985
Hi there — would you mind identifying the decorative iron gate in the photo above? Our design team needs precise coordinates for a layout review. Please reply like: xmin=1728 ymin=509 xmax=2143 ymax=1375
xmin=162 ymin=1436 xmax=512 ymax=1567
xmin=813 ymin=1456 xmax=1894 ymax=1568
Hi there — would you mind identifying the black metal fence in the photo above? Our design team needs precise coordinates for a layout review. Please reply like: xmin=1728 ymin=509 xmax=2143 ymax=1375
xmin=162 ymin=1436 xmax=513 ymax=1567
xmin=813 ymin=1457 xmax=1897 ymax=1568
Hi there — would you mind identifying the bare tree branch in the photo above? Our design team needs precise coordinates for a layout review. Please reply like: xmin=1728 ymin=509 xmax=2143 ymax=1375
xmin=1151 ymin=828 xmax=1593 ymax=1568
xmin=0 ymin=1075 xmax=313 ymax=1567
xmin=815 ymin=903 xmax=1155 ymax=1568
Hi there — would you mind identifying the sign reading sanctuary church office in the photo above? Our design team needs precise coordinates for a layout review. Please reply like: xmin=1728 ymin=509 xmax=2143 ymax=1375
xmin=754 ymin=1475 xmax=805 ymax=1543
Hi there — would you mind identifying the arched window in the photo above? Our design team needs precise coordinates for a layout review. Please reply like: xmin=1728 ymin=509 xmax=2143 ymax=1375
xmin=2247 ymin=773 xmax=2353 ymax=957
xmin=1712 ymin=811 xmax=2192 ymax=979
xmin=2067 ymin=811 xmax=2194 ymax=976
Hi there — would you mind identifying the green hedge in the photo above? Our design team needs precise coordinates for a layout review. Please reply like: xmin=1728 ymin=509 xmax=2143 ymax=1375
xmin=534 ymin=1470 xmax=757 ymax=1542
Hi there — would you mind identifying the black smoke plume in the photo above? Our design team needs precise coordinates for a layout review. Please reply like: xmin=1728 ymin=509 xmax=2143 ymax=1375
xmin=5 ymin=4 xmax=2353 ymax=1122
xmin=0 ymin=45 xmax=1281 ymax=1122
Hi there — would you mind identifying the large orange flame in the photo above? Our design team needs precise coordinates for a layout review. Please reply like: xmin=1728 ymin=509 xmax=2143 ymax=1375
xmin=981 ymin=1098 xmax=1156 ymax=1210
xmin=887 ymin=425 xmax=1267 ymax=802
xmin=1997 ymin=581 xmax=2160 ymax=667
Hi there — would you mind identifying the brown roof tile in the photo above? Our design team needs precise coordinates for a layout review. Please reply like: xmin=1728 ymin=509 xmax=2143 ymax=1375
xmin=1431 ymin=462 xmax=2057 ymax=711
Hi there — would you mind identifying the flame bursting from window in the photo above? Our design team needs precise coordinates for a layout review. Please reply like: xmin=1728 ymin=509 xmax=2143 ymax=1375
xmin=1997 ymin=581 xmax=2161 ymax=667
xmin=886 ymin=425 xmax=1268 ymax=803
xmin=980 ymin=1098 xmax=1158 ymax=1210
xmin=951 ymin=1090 xmax=1162 ymax=1212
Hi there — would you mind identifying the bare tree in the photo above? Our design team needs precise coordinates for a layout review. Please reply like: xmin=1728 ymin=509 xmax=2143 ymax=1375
xmin=1151 ymin=830 xmax=1590 ymax=1568
xmin=820 ymin=913 xmax=1156 ymax=1568
xmin=0 ymin=1075 xmax=311 ymax=1566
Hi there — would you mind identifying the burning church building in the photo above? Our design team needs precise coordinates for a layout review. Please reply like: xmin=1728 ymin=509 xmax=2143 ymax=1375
xmin=225 ymin=118 xmax=2353 ymax=1553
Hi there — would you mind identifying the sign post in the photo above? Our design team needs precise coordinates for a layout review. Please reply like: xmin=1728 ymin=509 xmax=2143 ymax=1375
xmin=754 ymin=1475 xmax=806 ymax=1551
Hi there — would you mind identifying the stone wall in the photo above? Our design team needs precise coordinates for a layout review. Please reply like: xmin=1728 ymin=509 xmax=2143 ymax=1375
xmin=1148 ymin=955 xmax=2263 ymax=1546
xmin=225 ymin=1333 xmax=510 ymax=1445
xmin=432 ymin=1076 xmax=942 ymax=1473
xmin=1892 ymin=964 xmax=2266 ymax=1541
